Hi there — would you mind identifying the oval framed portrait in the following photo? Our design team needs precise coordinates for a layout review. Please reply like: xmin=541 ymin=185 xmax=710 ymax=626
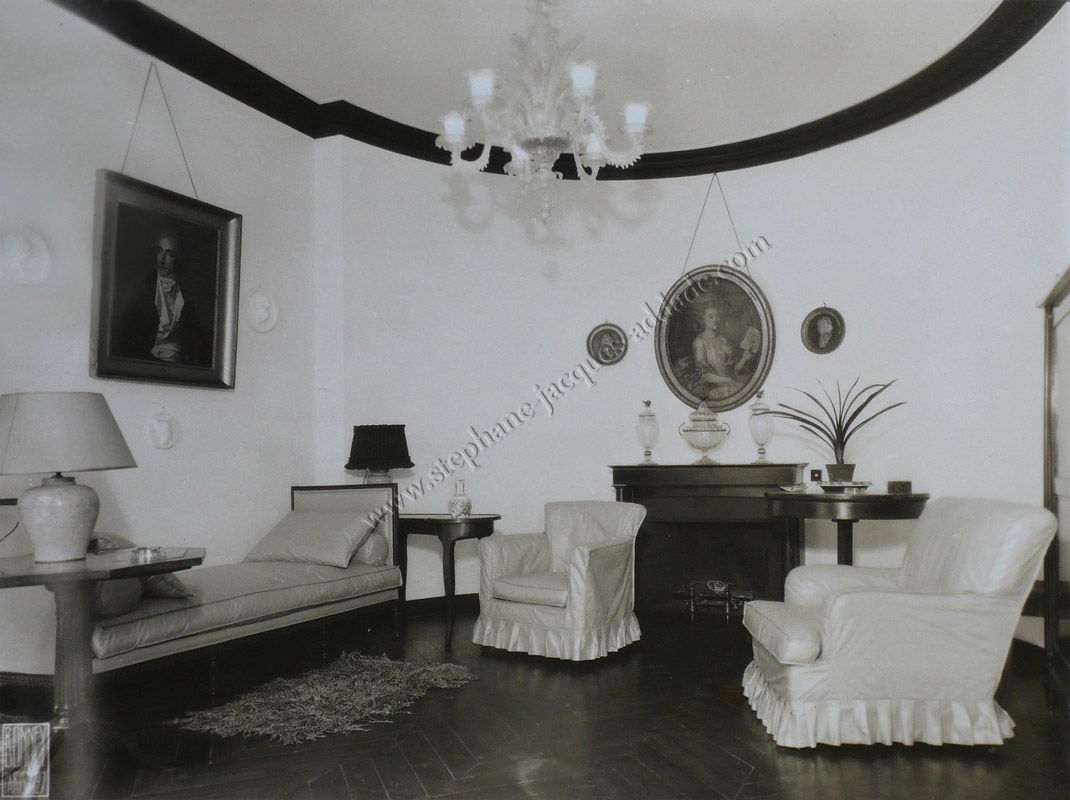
xmin=586 ymin=322 xmax=628 ymax=366
xmin=800 ymin=306 xmax=845 ymax=354
xmin=654 ymin=265 xmax=775 ymax=411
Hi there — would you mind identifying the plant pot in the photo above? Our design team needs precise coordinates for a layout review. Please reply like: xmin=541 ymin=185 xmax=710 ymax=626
xmin=826 ymin=463 xmax=856 ymax=482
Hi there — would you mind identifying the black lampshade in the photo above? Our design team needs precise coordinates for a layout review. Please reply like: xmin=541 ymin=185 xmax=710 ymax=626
xmin=345 ymin=424 xmax=414 ymax=471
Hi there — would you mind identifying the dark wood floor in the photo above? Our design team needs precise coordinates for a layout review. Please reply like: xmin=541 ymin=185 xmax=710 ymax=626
xmin=6 ymin=604 xmax=1070 ymax=800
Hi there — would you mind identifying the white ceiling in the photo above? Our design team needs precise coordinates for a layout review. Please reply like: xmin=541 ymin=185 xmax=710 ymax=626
xmin=141 ymin=0 xmax=999 ymax=153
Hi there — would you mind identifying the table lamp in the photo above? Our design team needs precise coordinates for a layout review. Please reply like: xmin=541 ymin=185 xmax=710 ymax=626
xmin=345 ymin=424 xmax=413 ymax=484
xmin=0 ymin=392 xmax=136 ymax=562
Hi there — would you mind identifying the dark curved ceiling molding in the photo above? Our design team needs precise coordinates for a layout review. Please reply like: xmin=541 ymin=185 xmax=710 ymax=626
xmin=53 ymin=0 xmax=1062 ymax=181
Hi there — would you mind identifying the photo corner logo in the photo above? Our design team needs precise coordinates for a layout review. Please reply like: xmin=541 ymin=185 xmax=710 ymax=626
xmin=2 ymin=722 xmax=50 ymax=798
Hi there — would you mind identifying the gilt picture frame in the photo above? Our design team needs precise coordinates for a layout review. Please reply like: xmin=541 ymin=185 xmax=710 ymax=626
xmin=91 ymin=170 xmax=242 ymax=389
xmin=654 ymin=265 xmax=775 ymax=411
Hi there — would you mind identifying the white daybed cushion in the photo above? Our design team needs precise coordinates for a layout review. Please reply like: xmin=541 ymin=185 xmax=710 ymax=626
xmin=92 ymin=560 xmax=400 ymax=660
xmin=353 ymin=532 xmax=389 ymax=566
xmin=244 ymin=511 xmax=378 ymax=568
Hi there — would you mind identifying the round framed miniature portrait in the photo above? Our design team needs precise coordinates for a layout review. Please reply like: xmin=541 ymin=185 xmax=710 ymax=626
xmin=654 ymin=265 xmax=776 ymax=411
xmin=801 ymin=307 xmax=845 ymax=354
xmin=586 ymin=323 xmax=628 ymax=366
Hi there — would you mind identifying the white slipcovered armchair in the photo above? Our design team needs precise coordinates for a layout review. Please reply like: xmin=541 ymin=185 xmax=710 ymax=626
xmin=742 ymin=496 xmax=1056 ymax=748
xmin=471 ymin=501 xmax=646 ymax=660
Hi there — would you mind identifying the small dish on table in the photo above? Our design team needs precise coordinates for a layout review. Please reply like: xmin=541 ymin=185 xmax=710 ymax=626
xmin=818 ymin=481 xmax=871 ymax=494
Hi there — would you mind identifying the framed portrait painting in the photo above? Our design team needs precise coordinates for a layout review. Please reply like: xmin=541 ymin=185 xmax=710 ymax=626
xmin=800 ymin=306 xmax=845 ymax=354
xmin=91 ymin=170 xmax=241 ymax=389
xmin=654 ymin=265 xmax=775 ymax=411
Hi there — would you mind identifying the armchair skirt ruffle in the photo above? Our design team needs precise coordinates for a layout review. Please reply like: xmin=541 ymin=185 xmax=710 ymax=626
xmin=472 ymin=607 xmax=640 ymax=661
xmin=742 ymin=660 xmax=1016 ymax=748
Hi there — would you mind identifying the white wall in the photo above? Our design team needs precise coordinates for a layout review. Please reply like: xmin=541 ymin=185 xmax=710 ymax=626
xmin=1 ymin=1 xmax=1066 ymax=672
xmin=323 ymin=13 xmax=1068 ymax=599
xmin=0 ymin=0 xmax=319 ymax=672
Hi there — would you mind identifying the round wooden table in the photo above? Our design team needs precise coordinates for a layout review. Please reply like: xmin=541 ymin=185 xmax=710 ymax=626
xmin=398 ymin=513 xmax=500 ymax=644
xmin=0 ymin=547 xmax=205 ymax=729
xmin=766 ymin=491 xmax=929 ymax=565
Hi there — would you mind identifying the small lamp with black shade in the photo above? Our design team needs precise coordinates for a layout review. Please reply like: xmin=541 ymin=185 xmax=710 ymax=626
xmin=0 ymin=392 xmax=136 ymax=562
xmin=345 ymin=424 xmax=414 ymax=484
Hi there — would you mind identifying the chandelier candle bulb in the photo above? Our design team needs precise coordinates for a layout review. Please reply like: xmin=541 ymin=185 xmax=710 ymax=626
xmin=569 ymin=61 xmax=597 ymax=99
xmin=468 ymin=69 xmax=495 ymax=106
xmin=442 ymin=111 xmax=466 ymax=138
xmin=624 ymin=102 xmax=650 ymax=130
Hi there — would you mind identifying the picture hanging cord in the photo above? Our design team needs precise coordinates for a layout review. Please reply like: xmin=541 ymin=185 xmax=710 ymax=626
xmin=681 ymin=173 xmax=748 ymax=277
xmin=680 ymin=173 xmax=716 ymax=276
xmin=715 ymin=173 xmax=746 ymax=261
xmin=120 ymin=62 xmax=199 ymax=200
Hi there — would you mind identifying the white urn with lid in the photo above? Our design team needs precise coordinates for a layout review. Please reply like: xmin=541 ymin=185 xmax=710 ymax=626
xmin=678 ymin=402 xmax=731 ymax=465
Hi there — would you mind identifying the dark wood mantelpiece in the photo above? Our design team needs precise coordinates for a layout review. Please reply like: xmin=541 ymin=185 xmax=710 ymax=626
xmin=612 ymin=463 xmax=805 ymax=494
xmin=612 ymin=464 xmax=806 ymax=613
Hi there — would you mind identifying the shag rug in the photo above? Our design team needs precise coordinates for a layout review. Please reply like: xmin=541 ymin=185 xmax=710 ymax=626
xmin=170 ymin=653 xmax=476 ymax=744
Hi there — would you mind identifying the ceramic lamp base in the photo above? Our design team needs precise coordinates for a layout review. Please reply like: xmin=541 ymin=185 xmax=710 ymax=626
xmin=18 ymin=474 xmax=99 ymax=562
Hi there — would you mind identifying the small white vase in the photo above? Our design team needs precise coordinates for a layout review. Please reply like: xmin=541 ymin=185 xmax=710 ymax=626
xmin=448 ymin=479 xmax=472 ymax=518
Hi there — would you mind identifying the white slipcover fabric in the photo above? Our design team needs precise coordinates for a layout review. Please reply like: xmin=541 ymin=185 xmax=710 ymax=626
xmin=472 ymin=501 xmax=646 ymax=661
xmin=93 ymin=560 xmax=401 ymax=660
xmin=742 ymin=496 xmax=1056 ymax=748
xmin=492 ymin=571 xmax=569 ymax=608
xmin=742 ymin=602 xmax=822 ymax=665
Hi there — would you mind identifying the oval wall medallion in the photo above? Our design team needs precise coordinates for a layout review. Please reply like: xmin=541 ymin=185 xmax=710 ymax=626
xmin=243 ymin=289 xmax=279 ymax=332
xmin=800 ymin=306 xmax=845 ymax=354
xmin=586 ymin=323 xmax=628 ymax=366
xmin=0 ymin=228 xmax=51 ymax=286
xmin=149 ymin=411 xmax=180 ymax=449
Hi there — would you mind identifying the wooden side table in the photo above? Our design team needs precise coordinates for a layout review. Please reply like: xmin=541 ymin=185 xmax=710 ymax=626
xmin=766 ymin=491 xmax=929 ymax=565
xmin=0 ymin=547 xmax=204 ymax=730
xmin=398 ymin=514 xmax=499 ymax=643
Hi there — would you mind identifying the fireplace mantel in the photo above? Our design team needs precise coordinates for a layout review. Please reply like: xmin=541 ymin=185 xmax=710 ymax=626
xmin=611 ymin=463 xmax=806 ymax=613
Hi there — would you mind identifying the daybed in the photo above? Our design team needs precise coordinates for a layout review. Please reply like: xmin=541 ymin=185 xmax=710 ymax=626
xmin=89 ymin=484 xmax=402 ymax=676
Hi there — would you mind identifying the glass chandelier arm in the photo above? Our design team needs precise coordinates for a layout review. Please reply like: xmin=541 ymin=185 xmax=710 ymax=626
xmin=572 ymin=150 xmax=600 ymax=182
xmin=435 ymin=107 xmax=500 ymax=172
xmin=437 ymin=138 xmax=494 ymax=172
xmin=600 ymin=134 xmax=644 ymax=169
xmin=575 ymin=109 xmax=646 ymax=170
xmin=572 ymin=133 xmax=604 ymax=182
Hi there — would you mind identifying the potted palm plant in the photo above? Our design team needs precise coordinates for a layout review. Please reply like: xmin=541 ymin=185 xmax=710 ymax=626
xmin=766 ymin=378 xmax=905 ymax=482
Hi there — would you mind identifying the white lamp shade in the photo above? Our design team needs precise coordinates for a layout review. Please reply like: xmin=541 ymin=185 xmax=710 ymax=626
xmin=0 ymin=392 xmax=136 ymax=475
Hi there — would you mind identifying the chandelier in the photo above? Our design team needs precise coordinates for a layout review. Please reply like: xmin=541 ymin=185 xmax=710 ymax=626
xmin=435 ymin=0 xmax=651 ymax=220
